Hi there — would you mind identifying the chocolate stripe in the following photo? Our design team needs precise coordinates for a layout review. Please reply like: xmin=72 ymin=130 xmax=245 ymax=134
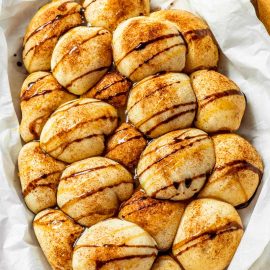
xmin=107 ymin=135 xmax=142 ymax=152
xmin=61 ymin=163 xmax=117 ymax=181
xmin=53 ymin=30 xmax=110 ymax=72
xmin=129 ymin=43 xmax=185 ymax=78
xmin=75 ymin=207 xmax=117 ymax=222
xmin=116 ymin=33 xmax=181 ymax=66
xmin=65 ymin=66 xmax=110 ymax=88
xmin=23 ymin=170 xmax=62 ymax=197
xmin=200 ymin=89 xmax=243 ymax=109
xmin=93 ymin=79 xmax=128 ymax=97
xmin=137 ymin=101 xmax=197 ymax=128
xmin=144 ymin=108 xmax=196 ymax=136
xmin=174 ymin=222 xmax=243 ymax=256
xmin=102 ymin=90 xmax=129 ymax=102
xmin=21 ymin=88 xmax=65 ymax=101
xmin=95 ymin=253 xmax=157 ymax=269
xmin=33 ymin=210 xmax=57 ymax=224
xmin=61 ymin=181 xmax=133 ymax=210
xmin=183 ymin=28 xmax=213 ymax=41
xmin=138 ymin=135 xmax=209 ymax=177
xmin=42 ymin=115 xmax=117 ymax=150
xmin=127 ymin=80 xmax=183 ymax=113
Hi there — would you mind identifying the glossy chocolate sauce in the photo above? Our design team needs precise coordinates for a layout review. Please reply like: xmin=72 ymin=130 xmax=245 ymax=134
xmin=116 ymin=33 xmax=181 ymax=66
xmin=129 ymin=43 xmax=185 ymax=77
xmin=200 ymin=89 xmax=243 ymax=108
xmin=74 ymin=243 xmax=157 ymax=251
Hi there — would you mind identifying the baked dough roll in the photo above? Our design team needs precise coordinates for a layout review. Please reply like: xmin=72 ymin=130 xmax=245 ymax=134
xmin=40 ymin=98 xmax=118 ymax=163
xmin=257 ymin=0 xmax=270 ymax=34
xmin=20 ymin=71 xmax=76 ymax=142
xmin=105 ymin=123 xmax=147 ymax=169
xmin=82 ymin=71 xmax=132 ymax=108
xmin=113 ymin=17 xmax=186 ymax=82
xmin=150 ymin=10 xmax=219 ymax=73
xmin=33 ymin=209 xmax=83 ymax=270
xmin=127 ymin=72 xmax=197 ymax=138
xmin=199 ymin=134 xmax=263 ymax=208
xmin=57 ymin=157 xmax=133 ymax=226
xmin=52 ymin=26 xmax=112 ymax=95
xmin=172 ymin=198 xmax=244 ymax=270
xmin=72 ymin=218 xmax=158 ymax=270
xmin=119 ymin=190 xmax=185 ymax=250
xmin=23 ymin=0 xmax=83 ymax=73
xmin=18 ymin=142 xmax=65 ymax=214
xmin=191 ymin=70 xmax=246 ymax=133
xmin=83 ymin=0 xmax=150 ymax=32
xmin=137 ymin=128 xmax=215 ymax=200
xmin=152 ymin=255 xmax=183 ymax=270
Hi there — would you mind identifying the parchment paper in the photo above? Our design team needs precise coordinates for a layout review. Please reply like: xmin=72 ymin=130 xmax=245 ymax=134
xmin=0 ymin=0 xmax=270 ymax=269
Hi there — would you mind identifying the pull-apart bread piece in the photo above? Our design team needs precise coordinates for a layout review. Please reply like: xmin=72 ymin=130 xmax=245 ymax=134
xmin=23 ymin=0 xmax=83 ymax=73
xmin=191 ymin=70 xmax=246 ymax=133
xmin=52 ymin=26 xmax=113 ymax=95
xmin=173 ymin=198 xmax=243 ymax=270
xmin=137 ymin=128 xmax=215 ymax=200
xmin=113 ymin=17 xmax=187 ymax=82
xmin=33 ymin=209 xmax=83 ymax=270
xmin=151 ymin=10 xmax=219 ymax=73
xmin=20 ymin=71 xmax=76 ymax=142
xmin=57 ymin=157 xmax=133 ymax=226
xmin=18 ymin=142 xmax=65 ymax=213
xmin=105 ymin=123 xmax=147 ymax=170
xmin=119 ymin=189 xmax=185 ymax=251
xmin=199 ymin=134 xmax=263 ymax=208
xmin=83 ymin=0 xmax=150 ymax=32
xmin=152 ymin=255 xmax=183 ymax=270
xmin=82 ymin=71 xmax=132 ymax=108
xmin=127 ymin=72 xmax=197 ymax=138
xmin=40 ymin=98 xmax=118 ymax=163
xmin=72 ymin=218 xmax=158 ymax=270
xmin=257 ymin=0 xmax=270 ymax=34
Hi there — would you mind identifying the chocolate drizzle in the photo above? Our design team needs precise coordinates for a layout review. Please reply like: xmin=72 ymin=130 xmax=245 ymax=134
xmin=53 ymin=30 xmax=110 ymax=72
xmin=137 ymin=101 xmax=197 ymax=129
xmin=129 ymin=43 xmax=185 ymax=78
xmin=61 ymin=181 xmax=133 ymax=211
xmin=94 ymin=253 xmax=157 ymax=269
xmin=200 ymin=89 xmax=243 ymax=108
xmin=144 ymin=108 xmax=196 ymax=136
xmin=93 ymin=79 xmax=127 ymax=97
xmin=127 ymin=80 xmax=183 ymax=113
xmin=65 ymin=66 xmax=110 ymax=88
xmin=116 ymin=33 xmax=181 ymax=66
xmin=138 ymin=134 xmax=209 ymax=177
xmin=174 ymin=222 xmax=243 ymax=256
xmin=61 ymin=163 xmax=117 ymax=181
xmin=75 ymin=243 xmax=156 ymax=251
xmin=23 ymin=170 xmax=62 ymax=197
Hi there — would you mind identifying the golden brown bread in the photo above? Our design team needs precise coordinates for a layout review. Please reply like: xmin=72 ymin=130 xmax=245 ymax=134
xmin=83 ymin=0 xmax=150 ymax=31
xmin=72 ymin=218 xmax=158 ymax=270
xmin=105 ymin=123 xmax=147 ymax=169
xmin=33 ymin=209 xmax=83 ymax=270
xmin=257 ymin=0 xmax=270 ymax=34
xmin=23 ymin=0 xmax=83 ymax=73
xmin=150 ymin=10 xmax=219 ymax=73
xmin=51 ymin=26 xmax=113 ymax=95
xmin=40 ymin=98 xmax=118 ymax=163
xmin=172 ymin=198 xmax=244 ymax=270
xmin=191 ymin=70 xmax=246 ymax=133
xmin=127 ymin=72 xmax=197 ymax=138
xmin=18 ymin=142 xmax=65 ymax=213
xmin=57 ymin=157 xmax=133 ymax=226
xmin=20 ymin=71 xmax=76 ymax=142
xmin=113 ymin=16 xmax=187 ymax=82
xmin=119 ymin=190 xmax=185 ymax=250
xmin=82 ymin=71 xmax=132 ymax=108
xmin=151 ymin=255 xmax=183 ymax=270
xmin=137 ymin=128 xmax=215 ymax=200
xmin=199 ymin=134 xmax=264 ymax=207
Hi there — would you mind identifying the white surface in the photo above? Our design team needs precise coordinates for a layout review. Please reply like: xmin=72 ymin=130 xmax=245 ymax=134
xmin=0 ymin=0 xmax=270 ymax=269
